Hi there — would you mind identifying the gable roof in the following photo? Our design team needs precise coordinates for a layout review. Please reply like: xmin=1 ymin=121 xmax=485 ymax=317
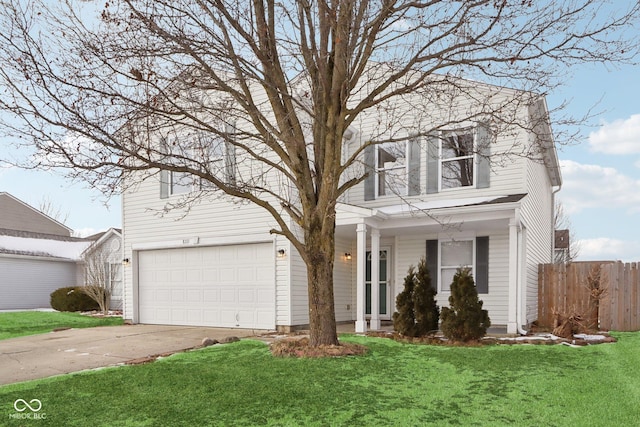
xmin=0 ymin=192 xmax=73 ymax=236
xmin=81 ymin=227 xmax=122 ymax=258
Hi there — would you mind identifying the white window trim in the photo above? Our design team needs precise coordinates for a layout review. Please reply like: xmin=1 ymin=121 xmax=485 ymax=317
xmin=438 ymin=237 xmax=477 ymax=293
xmin=167 ymin=132 xmax=228 ymax=197
xmin=438 ymin=128 xmax=478 ymax=192
xmin=375 ymin=140 xmax=409 ymax=197
xmin=169 ymin=170 xmax=198 ymax=196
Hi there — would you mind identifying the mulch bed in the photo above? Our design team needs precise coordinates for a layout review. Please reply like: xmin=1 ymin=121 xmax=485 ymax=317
xmin=270 ymin=337 xmax=369 ymax=358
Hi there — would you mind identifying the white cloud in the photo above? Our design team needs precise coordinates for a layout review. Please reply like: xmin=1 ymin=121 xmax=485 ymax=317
xmin=589 ymin=114 xmax=640 ymax=154
xmin=559 ymin=160 xmax=640 ymax=214
xmin=577 ymin=238 xmax=640 ymax=262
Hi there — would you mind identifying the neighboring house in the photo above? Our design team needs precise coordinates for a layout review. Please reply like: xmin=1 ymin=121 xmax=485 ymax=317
xmin=0 ymin=192 xmax=72 ymax=236
xmin=121 ymin=76 xmax=561 ymax=334
xmin=80 ymin=228 xmax=124 ymax=310
xmin=0 ymin=192 xmax=122 ymax=310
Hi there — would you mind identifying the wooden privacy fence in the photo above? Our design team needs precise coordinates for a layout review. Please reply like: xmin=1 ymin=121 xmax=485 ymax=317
xmin=538 ymin=261 xmax=640 ymax=331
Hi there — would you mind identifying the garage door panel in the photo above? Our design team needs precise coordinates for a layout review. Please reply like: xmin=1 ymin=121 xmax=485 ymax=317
xmin=220 ymin=289 xmax=235 ymax=303
xmin=138 ymin=243 xmax=275 ymax=329
xmin=187 ymin=290 xmax=201 ymax=302
xmin=238 ymin=289 xmax=255 ymax=303
xmin=156 ymin=289 xmax=171 ymax=303
xmin=202 ymin=268 xmax=218 ymax=281
xmin=187 ymin=310 xmax=202 ymax=323
xmin=186 ymin=270 xmax=201 ymax=282
xmin=171 ymin=289 xmax=185 ymax=302
xmin=238 ymin=269 xmax=256 ymax=282
xmin=203 ymin=289 xmax=219 ymax=303
xmin=219 ymin=268 xmax=235 ymax=282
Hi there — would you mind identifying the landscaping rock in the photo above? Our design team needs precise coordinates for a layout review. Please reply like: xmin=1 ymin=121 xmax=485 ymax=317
xmin=201 ymin=337 xmax=219 ymax=347
xmin=221 ymin=336 xmax=240 ymax=344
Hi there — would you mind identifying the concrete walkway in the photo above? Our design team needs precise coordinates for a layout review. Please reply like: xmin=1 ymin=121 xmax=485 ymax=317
xmin=0 ymin=324 xmax=263 ymax=385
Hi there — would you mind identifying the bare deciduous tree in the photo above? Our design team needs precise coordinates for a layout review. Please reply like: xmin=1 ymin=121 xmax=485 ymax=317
xmin=38 ymin=196 xmax=70 ymax=226
xmin=82 ymin=243 xmax=116 ymax=314
xmin=0 ymin=1 xmax=638 ymax=345
xmin=554 ymin=201 xmax=581 ymax=263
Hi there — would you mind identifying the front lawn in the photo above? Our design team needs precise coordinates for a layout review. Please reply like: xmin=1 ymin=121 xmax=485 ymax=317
xmin=1 ymin=332 xmax=639 ymax=426
xmin=0 ymin=311 xmax=123 ymax=340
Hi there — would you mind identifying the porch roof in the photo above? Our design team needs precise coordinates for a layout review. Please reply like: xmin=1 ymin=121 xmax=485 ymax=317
xmin=336 ymin=193 xmax=526 ymax=225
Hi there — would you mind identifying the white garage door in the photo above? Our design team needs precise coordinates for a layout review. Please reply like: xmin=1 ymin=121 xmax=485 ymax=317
xmin=138 ymin=243 xmax=275 ymax=329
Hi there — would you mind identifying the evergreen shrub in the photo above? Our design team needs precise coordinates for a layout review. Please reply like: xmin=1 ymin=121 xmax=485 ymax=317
xmin=440 ymin=268 xmax=491 ymax=341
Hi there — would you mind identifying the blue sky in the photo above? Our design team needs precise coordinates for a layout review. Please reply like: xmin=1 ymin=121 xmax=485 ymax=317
xmin=547 ymin=61 xmax=640 ymax=262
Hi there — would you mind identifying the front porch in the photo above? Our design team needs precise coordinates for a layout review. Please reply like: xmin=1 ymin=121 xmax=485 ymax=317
xmin=333 ymin=195 xmax=528 ymax=334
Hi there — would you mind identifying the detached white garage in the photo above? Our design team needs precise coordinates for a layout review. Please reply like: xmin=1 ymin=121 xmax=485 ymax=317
xmin=137 ymin=243 xmax=275 ymax=329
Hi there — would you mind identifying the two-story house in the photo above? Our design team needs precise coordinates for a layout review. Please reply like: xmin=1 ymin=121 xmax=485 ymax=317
xmin=121 ymin=75 xmax=561 ymax=335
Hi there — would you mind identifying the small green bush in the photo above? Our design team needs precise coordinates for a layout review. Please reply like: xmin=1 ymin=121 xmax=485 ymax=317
xmin=440 ymin=268 xmax=491 ymax=342
xmin=393 ymin=257 xmax=439 ymax=337
xmin=50 ymin=287 xmax=100 ymax=312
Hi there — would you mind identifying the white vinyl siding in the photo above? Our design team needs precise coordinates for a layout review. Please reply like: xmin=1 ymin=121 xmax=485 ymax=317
xmin=520 ymin=157 xmax=554 ymax=324
xmin=0 ymin=255 xmax=77 ymax=310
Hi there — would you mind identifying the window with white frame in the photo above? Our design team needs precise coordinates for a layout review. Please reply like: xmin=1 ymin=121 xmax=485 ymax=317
xmin=170 ymin=171 xmax=193 ymax=195
xmin=376 ymin=141 xmax=407 ymax=196
xmin=163 ymin=130 xmax=231 ymax=197
xmin=440 ymin=130 xmax=474 ymax=189
xmin=439 ymin=239 xmax=474 ymax=292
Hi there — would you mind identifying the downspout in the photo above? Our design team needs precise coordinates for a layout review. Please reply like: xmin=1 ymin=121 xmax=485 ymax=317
xmin=513 ymin=208 xmax=527 ymax=335
xmin=516 ymin=219 xmax=528 ymax=336
xmin=516 ymin=185 xmax=562 ymax=335
xmin=551 ymin=185 xmax=562 ymax=260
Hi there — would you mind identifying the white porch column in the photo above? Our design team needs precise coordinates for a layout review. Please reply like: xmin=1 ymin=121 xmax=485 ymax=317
xmin=370 ymin=228 xmax=381 ymax=330
xmin=355 ymin=223 xmax=367 ymax=333
xmin=507 ymin=218 xmax=519 ymax=334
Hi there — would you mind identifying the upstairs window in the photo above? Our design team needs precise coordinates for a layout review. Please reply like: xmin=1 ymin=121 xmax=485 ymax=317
xmin=376 ymin=142 xmax=407 ymax=196
xmin=160 ymin=127 xmax=236 ymax=199
xmin=441 ymin=131 xmax=474 ymax=189
xmin=170 ymin=170 xmax=194 ymax=195
xmin=426 ymin=124 xmax=490 ymax=194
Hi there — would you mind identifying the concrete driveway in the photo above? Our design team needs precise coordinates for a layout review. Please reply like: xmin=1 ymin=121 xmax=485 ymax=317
xmin=0 ymin=324 xmax=265 ymax=385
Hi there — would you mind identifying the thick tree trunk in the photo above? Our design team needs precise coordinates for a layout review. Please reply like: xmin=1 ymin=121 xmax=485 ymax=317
xmin=305 ymin=214 xmax=339 ymax=347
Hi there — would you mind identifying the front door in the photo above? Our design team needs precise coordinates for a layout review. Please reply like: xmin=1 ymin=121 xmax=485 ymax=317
xmin=365 ymin=248 xmax=390 ymax=319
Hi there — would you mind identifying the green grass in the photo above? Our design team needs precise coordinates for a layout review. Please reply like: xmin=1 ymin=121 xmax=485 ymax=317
xmin=1 ymin=332 xmax=639 ymax=426
xmin=0 ymin=311 xmax=123 ymax=340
